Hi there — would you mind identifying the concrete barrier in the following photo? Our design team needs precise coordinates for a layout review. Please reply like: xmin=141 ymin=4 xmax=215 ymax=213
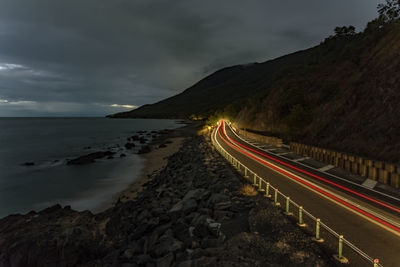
xmin=236 ymin=128 xmax=283 ymax=147
xmin=289 ymin=142 xmax=399 ymax=188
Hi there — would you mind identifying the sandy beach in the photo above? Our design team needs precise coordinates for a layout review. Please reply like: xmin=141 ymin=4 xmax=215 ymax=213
xmin=117 ymin=136 xmax=186 ymax=203
xmin=98 ymin=121 xmax=200 ymax=211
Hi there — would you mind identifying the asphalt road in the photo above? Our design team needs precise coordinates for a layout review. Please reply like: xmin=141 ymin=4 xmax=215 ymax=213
xmin=213 ymin=121 xmax=400 ymax=267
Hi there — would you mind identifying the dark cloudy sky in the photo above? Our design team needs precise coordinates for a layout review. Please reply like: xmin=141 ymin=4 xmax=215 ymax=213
xmin=0 ymin=0 xmax=382 ymax=116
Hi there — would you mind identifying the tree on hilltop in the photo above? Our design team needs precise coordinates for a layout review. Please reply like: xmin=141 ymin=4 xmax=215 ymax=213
xmin=378 ymin=0 xmax=400 ymax=22
xmin=334 ymin=26 xmax=356 ymax=37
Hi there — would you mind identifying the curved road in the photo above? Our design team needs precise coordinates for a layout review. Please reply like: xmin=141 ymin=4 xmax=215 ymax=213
xmin=213 ymin=121 xmax=400 ymax=266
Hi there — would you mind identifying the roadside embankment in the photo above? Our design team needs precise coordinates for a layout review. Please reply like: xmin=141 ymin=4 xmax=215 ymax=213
xmin=0 ymin=125 xmax=334 ymax=266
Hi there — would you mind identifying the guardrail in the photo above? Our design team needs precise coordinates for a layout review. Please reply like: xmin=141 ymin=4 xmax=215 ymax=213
xmin=211 ymin=127 xmax=382 ymax=267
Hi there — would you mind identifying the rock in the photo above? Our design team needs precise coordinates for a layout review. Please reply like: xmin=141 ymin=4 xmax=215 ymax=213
xmin=137 ymin=210 xmax=150 ymax=222
xmin=172 ymin=222 xmax=192 ymax=247
xmin=135 ymin=254 xmax=153 ymax=265
xmin=182 ymin=189 xmax=205 ymax=202
xmin=139 ymin=137 xmax=147 ymax=144
xmin=214 ymin=201 xmax=232 ymax=210
xmin=248 ymin=206 xmax=291 ymax=236
xmin=206 ymin=218 xmax=221 ymax=238
xmin=159 ymin=143 xmax=167 ymax=148
xmin=138 ymin=145 xmax=151 ymax=154
xmin=207 ymin=193 xmax=229 ymax=205
xmin=183 ymin=199 xmax=197 ymax=214
xmin=120 ymin=153 xmax=126 ymax=157
xmin=123 ymin=248 xmax=135 ymax=259
xmin=67 ymin=151 xmax=115 ymax=165
xmin=23 ymin=162 xmax=35 ymax=166
xmin=192 ymin=224 xmax=209 ymax=239
xmin=107 ymin=156 xmax=114 ymax=159
xmin=213 ymin=210 xmax=232 ymax=222
xmin=200 ymin=237 xmax=220 ymax=248
xmin=156 ymin=252 xmax=174 ymax=267
xmin=39 ymin=204 xmax=62 ymax=214
xmin=125 ymin=143 xmax=136 ymax=149
xmin=131 ymin=135 xmax=140 ymax=141
xmin=130 ymin=224 xmax=150 ymax=240
xmin=152 ymin=237 xmax=184 ymax=257
xmin=169 ymin=201 xmax=183 ymax=213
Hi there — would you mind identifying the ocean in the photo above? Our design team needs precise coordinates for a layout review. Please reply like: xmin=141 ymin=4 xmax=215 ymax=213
xmin=0 ymin=117 xmax=180 ymax=218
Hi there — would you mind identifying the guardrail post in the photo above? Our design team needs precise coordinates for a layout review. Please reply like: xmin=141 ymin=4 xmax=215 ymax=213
xmin=374 ymin=259 xmax=379 ymax=267
xmin=297 ymin=206 xmax=306 ymax=227
xmin=274 ymin=188 xmax=280 ymax=206
xmin=253 ymin=174 xmax=257 ymax=186
xmin=258 ymin=179 xmax=264 ymax=191
xmin=265 ymin=182 xmax=271 ymax=197
xmin=244 ymin=167 xmax=248 ymax=177
xmin=284 ymin=197 xmax=292 ymax=215
xmin=312 ymin=218 xmax=324 ymax=242
xmin=334 ymin=235 xmax=348 ymax=263
xmin=238 ymin=162 xmax=241 ymax=171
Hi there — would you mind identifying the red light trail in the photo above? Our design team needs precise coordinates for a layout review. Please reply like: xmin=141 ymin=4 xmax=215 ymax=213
xmin=221 ymin=121 xmax=400 ymax=214
xmin=216 ymin=121 xmax=400 ymax=232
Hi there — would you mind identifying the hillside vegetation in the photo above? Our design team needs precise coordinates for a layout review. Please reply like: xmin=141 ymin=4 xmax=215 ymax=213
xmin=109 ymin=8 xmax=400 ymax=163
xmin=236 ymin=19 xmax=400 ymax=163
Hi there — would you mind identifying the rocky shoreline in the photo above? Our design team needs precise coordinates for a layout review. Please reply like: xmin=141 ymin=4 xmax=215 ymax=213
xmin=0 ymin=124 xmax=335 ymax=266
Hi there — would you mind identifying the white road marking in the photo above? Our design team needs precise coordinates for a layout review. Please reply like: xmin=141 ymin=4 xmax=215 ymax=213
xmin=226 ymin=122 xmax=400 ymax=203
xmin=276 ymin=152 xmax=290 ymax=156
xmin=319 ymin=165 xmax=335 ymax=172
xmin=214 ymin=124 xmax=400 ymax=235
xmin=362 ymin=179 xmax=378 ymax=189
xmin=293 ymin=157 xmax=310 ymax=162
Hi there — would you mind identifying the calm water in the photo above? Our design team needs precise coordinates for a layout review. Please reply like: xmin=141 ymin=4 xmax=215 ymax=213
xmin=0 ymin=117 xmax=180 ymax=218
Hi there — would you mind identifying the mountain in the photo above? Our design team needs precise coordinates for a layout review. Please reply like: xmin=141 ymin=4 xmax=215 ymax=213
xmin=109 ymin=18 xmax=400 ymax=163
xmin=235 ymin=19 xmax=400 ymax=163
xmin=106 ymin=47 xmax=321 ymax=119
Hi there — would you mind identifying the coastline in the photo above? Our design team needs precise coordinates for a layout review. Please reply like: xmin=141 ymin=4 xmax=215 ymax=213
xmin=97 ymin=121 xmax=198 ymax=212
xmin=115 ymin=136 xmax=186 ymax=205
xmin=0 ymin=121 xmax=334 ymax=266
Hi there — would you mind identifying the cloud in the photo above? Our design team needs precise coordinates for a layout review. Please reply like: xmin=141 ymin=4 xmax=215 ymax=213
xmin=110 ymin=104 xmax=138 ymax=109
xmin=0 ymin=0 xmax=381 ymax=116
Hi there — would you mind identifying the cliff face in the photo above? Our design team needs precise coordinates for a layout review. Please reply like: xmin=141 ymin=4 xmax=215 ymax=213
xmin=235 ymin=21 xmax=400 ymax=163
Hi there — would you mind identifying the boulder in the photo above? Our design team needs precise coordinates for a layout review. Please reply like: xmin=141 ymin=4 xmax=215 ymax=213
xmin=138 ymin=146 xmax=151 ymax=154
xmin=207 ymin=193 xmax=229 ymax=205
xmin=125 ymin=143 xmax=136 ymax=149
xmin=157 ymin=253 xmax=174 ymax=267
xmin=182 ymin=189 xmax=205 ymax=202
xmin=131 ymin=135 xmax=140 ymax=141
xmin=214 ymin=201 xmax=232 ymax=210
xmin=206 ymin=218 xmax=221 ymax=238
xmin=169 ymin=201 xmax=183 ymax=213
xmin=152 ymin=237 xmax=184 ymax=257
xmin=183 ymin=199 xmax=197 ymax=214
